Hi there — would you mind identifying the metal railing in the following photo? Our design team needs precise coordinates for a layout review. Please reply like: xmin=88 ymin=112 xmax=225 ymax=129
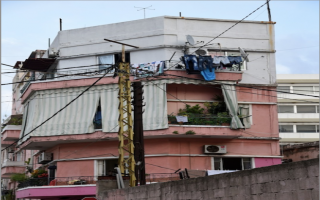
xmin=20 ymin=76 xmax=35 ymax=94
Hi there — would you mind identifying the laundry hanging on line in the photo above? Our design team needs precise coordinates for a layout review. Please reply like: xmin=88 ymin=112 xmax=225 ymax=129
xmin=131 ymin=61 xmax=166 ymax=78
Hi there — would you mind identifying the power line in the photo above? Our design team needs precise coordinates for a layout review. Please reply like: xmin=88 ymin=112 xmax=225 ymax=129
xmin=163 ymin=73 xmax=319 ymax=102
xmin=167 ymin=0 xmax=270 ymax=70
xmin=1 ymin=67 xmax=114 ymax=86
xmin=1 ymin=66 xmax=115 ymax=152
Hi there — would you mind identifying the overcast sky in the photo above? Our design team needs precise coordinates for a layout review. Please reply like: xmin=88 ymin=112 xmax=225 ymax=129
xmin=1 ymin=1 xmax=319 ymax=121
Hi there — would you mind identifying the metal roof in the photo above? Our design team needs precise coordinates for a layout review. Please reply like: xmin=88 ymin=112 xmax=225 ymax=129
xmin=21 ymin=58 xmax=56 ymax=72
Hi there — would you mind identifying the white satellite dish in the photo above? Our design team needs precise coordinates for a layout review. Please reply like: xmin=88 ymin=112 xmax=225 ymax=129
xmin=239 ymin=47 xmax=249 ymax=62
xmin=186 ymin=35 xmax=195 ymax=46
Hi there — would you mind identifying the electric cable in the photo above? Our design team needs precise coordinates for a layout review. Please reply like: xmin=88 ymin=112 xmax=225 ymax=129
xmin=162 ymin=73 xmax=319 ymax=103
xmin=1 ymin=66 xmax=115 ymax=152
xmin=166 ymin=0 xmax=271 ymax=71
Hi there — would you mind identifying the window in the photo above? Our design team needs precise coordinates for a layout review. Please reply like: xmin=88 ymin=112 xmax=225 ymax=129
xmin=239 ymin=104 xmax=251 ymax=128
xmin=314 ymin=86 xmax=319 ymax=94
xmin=93 ymin=102 xmax=102 ymax=129
xmin=279 ymin=125 xmax=293 ymax=133
xmin=98 ymin=55 xmax=114 ymax=72
xmin=296 ymin=105 xmax=317 ymax=113
xmin=296 ymin=125 xmax=317 ymax=133
xmin=277 ymin=86 xmax=290 ymax=94
xmin=292 ymin=86 xmax=314 ymax=95
xmin=97 ymin=159 xmax=119 ymax=176
xmin=213 ymin=157 xmax=252 ymax=170
xmin=278 ymin=105 xmax=294 ymax=113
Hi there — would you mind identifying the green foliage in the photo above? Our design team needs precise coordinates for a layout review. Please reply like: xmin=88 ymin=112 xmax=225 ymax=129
xmin=25 ymin=158 xmax=31 ymax=165
xmin=1 ymin=190 xmax=15 ymax=200
xmin=204 ymin=95 xmax=227 ymax=115
xmin=178 ymin=104 xmax=205 ymax=115
xmin=168 ymin=114 xmax=176 ymax=123
xmin=185 ymin=130 xmax=196 ymax=135
xmin=217 ymin=112 xmax=231 ymax=125
xmin=9 ymin=117 xmax=23 ymax=125
xmin=172 ymin=131 xmax=179 ymax=134
xmin=10 ymin=173 xmax=28 ymax=183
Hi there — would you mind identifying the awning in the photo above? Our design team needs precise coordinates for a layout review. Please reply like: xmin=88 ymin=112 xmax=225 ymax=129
xmin=21 ymin=58 xmax=56 ymax=72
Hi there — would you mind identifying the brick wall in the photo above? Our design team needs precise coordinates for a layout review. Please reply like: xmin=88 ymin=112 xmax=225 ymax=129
xmin=97 ymin=158 xmax=319 ymax=200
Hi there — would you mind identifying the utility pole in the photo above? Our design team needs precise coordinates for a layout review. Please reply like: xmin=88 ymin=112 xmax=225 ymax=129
xmin=266 ymin=0 xmax=272 ymax=22
xmin=104 ymin=38 xmax=139 ymax=187
xmin=134 ymin=5 xmax=155 ymax=19
xmin=133 ymin=82 xmax=146 ymax=185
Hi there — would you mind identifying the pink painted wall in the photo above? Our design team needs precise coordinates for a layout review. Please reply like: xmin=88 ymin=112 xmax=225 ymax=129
xmin=16 ymin=185 xmax=96 ymax=199
xmin=39 ymin=138 xmax=281 ymax=176
xmin=254 ymin=157 xmax=281 ymax=168
xmin=56 ymin=160 xmax=94 ymax=177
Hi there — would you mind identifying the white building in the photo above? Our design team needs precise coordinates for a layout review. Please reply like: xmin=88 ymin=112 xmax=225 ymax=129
xmin=277 ymin=74 xmax=319 ymax=144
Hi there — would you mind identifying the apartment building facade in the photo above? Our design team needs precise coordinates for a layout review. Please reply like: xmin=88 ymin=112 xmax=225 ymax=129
xmin=277 ymin=74 xmax=319 ymax=144
xmin=1 ymin=16 xmax=280 ymax=199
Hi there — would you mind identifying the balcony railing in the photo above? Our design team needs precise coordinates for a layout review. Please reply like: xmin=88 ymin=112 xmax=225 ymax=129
xmin=20 ymin=76 xmax=35 ymax=94
xmin=168 ymin=114 xmax=231 ymax=126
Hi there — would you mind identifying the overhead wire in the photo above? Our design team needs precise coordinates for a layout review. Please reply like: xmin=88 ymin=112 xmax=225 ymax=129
xmin=1 ymin=66 xmax=116 ymax=152
xmin=166 ymin=0 xmax=271 ymax=71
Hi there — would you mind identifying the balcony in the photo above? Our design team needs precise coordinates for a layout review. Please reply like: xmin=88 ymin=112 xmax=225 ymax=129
xmin=20 ymin=75 xmax=35 ymax=94
xmin=2 ymin=125 xmax=21 ymax=141
xmin=1 ymin=159 xmax=28 ymax=178
xmin=1 ymin=138 xmax=14 ymax=147
xmin=16 ymin=176 xmax=96 ymax=199
xmin=1 ymin=166 xmax=25 ymax=178
xmin=278 ymin=113 xmax=319 ymax=122
xmin=280 ymin=133 xmax=320 ymax=143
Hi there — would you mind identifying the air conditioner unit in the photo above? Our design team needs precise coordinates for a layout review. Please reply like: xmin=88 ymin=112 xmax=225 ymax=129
xmin=38 ymin=152 xmax=53 ymax=164
xmin=204 ymin=145 xmax=227 ymax=154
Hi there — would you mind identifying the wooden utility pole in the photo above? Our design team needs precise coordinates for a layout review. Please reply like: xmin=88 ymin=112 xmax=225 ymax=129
xmin=267 ymin=0 xmax=272 ymax=22
xmin=104 ymin=39 xmax=139 ymax=187
xmin=133 ymin=82 xmax=146 ymax=185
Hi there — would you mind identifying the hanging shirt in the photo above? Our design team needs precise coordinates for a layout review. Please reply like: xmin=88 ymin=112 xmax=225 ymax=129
xmin=183 ymin=55 xmax=200 ymax=74
xmin=198 ymin=56 xmax=213 ymax=72
xmin=200 ymin=67 xmax=216 ymax=81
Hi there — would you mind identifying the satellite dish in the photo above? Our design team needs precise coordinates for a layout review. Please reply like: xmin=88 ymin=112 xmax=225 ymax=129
xmin=239 ymin=47 xmax=249 ymax=62
xmin=195 ymin=49 xmax=207 ymax=56
xmin=186 ymin=35 xmax=195 ymax=46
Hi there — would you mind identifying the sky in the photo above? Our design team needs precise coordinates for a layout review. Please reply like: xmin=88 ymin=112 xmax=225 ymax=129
xmin=1 ymin=1 xmax=319 ymax=121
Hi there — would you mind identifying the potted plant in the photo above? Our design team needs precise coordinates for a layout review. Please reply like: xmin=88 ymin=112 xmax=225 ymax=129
xmin=168 ymin=114 xmax=176 ymax=124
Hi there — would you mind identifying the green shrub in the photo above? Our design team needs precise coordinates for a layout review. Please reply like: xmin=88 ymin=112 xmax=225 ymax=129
xmin=185 ymin=130 xmax=196 ymax=135
xmin=172 ymin=131 xmax=179 ymax=134
xmin=10 ymin=173 xmax=28 ymax=182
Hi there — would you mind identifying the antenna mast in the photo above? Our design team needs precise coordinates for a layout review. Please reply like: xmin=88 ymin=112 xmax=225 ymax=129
xmin=134 ymin=5 xmax=155 ymax=19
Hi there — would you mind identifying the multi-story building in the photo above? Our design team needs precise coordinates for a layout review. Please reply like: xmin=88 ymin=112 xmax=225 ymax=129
xmin=277 ymin=74 xmax=319 ymax=144
xmin=1 ymin=16 xmax=280 ymax=199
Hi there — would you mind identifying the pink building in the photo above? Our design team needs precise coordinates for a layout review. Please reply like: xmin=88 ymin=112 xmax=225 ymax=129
xmin=1 ymin=16 xmax=281 ymax=199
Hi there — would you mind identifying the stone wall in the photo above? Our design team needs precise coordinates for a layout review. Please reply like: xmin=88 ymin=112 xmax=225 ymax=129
xmin=97 ymin=158 xmax=319 ymax=200
xmin=283 ymin=141 xmax=319 ymax=162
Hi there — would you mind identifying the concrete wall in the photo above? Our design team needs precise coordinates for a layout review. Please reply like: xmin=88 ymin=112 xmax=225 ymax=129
xmin=283 ymin=142 xmax=319 ymax=162
xmin=97 ymin=158 xmax=319 ymax=200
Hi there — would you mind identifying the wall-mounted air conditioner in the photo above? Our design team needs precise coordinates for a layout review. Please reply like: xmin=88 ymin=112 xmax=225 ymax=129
xmin=38 ymin=152 xmax=53 ymax=164
xmin=204 ymin=145 xmax=227 ymax=154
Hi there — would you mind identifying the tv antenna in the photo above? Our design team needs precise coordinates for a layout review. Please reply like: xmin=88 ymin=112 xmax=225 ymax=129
xmin=134 ymin=5 xmax=155 ymax=19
